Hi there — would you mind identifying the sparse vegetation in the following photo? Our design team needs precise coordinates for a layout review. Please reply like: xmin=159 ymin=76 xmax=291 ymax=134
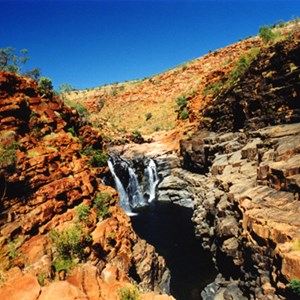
xmin=176 ymin=94 xmax=187 ymax=109
xmin=259 ymin=25 xmax=281 ymax=44
xmin=202 ymin=81 xmax=223 ymax=97
xmin=80 ymin=146 xmax=108 ymax=167
xmin=58 ymin=83 xmax=77 ymax=94
xmin=118 ymin=286 xmax=141 ymax=300
xmin=76 ymin=204 xmax=91 ymax=223
xmin=0 ymin=132 xmax=18 ymax=170
xmin=37 ymin=271 xmax=47 ymax=286
xmin=50 ymin=224 xmax=92 ymax=260
xmin=38 ymin=77 xmax=53 ymax=96
xmin=288 ymin=279 xmax=300 ymax=296
xmin=93 ymin=192 xmax=112 ymax=220
xmin=0 ymin=47 xmax=28 ymax=73
xmin=7 ymin=238 xmax=21 ymax=260
xmin=65 ymin=100 xmax=88 ymax=117
xmin=145 ymin=112 xmax=152 ymax=121
xmin=133 ymin=130 xmax=142 ymax=138
xmin=229 ymin=47 xmax=260 ymax=83
xmin=180 ymin=109 xmax=189 ymax=120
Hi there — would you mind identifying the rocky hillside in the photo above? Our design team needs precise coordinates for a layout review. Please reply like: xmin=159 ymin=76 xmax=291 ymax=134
xmin=64 ymin=37 xmax=262 ymax=139
xmin=0 ymin=72 xmax=173 ymax=300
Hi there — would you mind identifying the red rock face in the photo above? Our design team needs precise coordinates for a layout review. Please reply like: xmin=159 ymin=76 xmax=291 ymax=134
xmin=0 ymin=72 xmax=172 ymax=300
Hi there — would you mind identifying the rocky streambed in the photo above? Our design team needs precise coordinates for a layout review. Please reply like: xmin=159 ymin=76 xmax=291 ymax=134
xmin=153 ymin=122 xmax=300 ymax=299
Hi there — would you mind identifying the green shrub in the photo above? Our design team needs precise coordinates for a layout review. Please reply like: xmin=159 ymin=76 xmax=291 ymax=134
xmin=259 ymin=25 xmax=276 ymax=44
xmin=133 ymin=130 xmax=142 ymax=138
xmin=288 ymin=279 xmax=300 ymax=295
xmin=0 ymin=133 xmax=18 ymax=170
xmin=176 ymin=94 xmax=187 ymax=109
xmin=49 ymin=225 xmax=92 ymax=260
xmin=229 ymin=48 xmax=260 ymax=83
xmin=66 ymin=101 xmax=88 ymax=117
xmin=7 ymin=238 xmax=21 ymax=260
xmin=202 ymin=81 xmax=223 ymax=97
xmin=80 ymin=147 xmax=108 ymax=167
xmin=145 ymin=112 xmax=152 ymax=121
xmin=38 ymin=77 xmax=53 ymax=96
xmin=118 ymin=286 xmax=140 ymax=300
xmin=90 ymin=150 xmax=108 ymax=167
xmin=52 ymin=256 xmax=77 ymax=274
xmin=67 ymin=127 xmax=77 ymax=137
xmin=93 ymin=192 xmax=112 ymax=220
xmin=180 ymin=109 xmax=189 ymax=120
xmin=76 ymin=204 xmax=90 ymax=223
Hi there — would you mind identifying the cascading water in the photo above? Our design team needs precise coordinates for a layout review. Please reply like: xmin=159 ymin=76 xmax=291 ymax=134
xmin=107 ymin=159 xmax=132 ymax=214
xmin=107 ymin=156 xmax=159 ymax=214
xmin=144 ymin=158 xmax=159 ymax=202
xmin=108 ymin=154 xmax=217 ymax=299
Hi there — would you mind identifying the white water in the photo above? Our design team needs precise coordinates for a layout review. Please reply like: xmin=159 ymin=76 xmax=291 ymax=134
xmin=128 ymin=167 xmax=145 ymax=207
xmin=108 ymin=157 xmax=159 ymax=215
xmin=107 ymin=159 xmax=134 ymax=215
xmin=145 ymin=159 xmax=159 ymax=202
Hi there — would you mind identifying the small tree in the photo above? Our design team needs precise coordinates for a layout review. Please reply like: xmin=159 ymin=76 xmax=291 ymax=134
xmin=59 ymin=83 xmax=77 ymax=94
xmin=25 ymin=68 xmax=41 ymax=81
xmin=0 ymin=47 xmax=29 ymax=73
xmin=259 ymin=25 xmax=275 ymax=44
xmin=38 ymin=77 xmax=53 ymax=96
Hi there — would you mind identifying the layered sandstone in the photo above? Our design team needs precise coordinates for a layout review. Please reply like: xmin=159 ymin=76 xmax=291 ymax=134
xmin=0 ymin=72 xmax=173 ymax=300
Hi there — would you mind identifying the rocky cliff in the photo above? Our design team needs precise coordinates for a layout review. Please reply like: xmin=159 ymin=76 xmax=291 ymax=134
xmin=0 ymin=72 xmax=173 ymax=300
xmin=178 ymin=27 xmax=300 ymax=299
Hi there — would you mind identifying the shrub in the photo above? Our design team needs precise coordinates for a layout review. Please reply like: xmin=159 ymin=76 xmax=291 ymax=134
xmin=80 ymin=147 xmax=108 ymax=167
xmin=93 ymin=192 xmax=112 ymax=220
xmin=259 ymin=25 xmax=275 ymax=44
xmin=180 ymin=109 xmax=189 ymax=120
xmin=37 ymin=271 xmax=47 ymax=286
xmin=7 ymin=238 xmax=21 ymax=260
xmin=66 ymin=101 xmax=88 ymax=117
xmin=90 ymin=150 xmax=108 ymax=167
xmin=38 ymin=77 xmax=53 ymax=96
xmin=118 ymin=286 xmax=140 ymax=300
xmin=176 ymin=94 xmax=187 ymax=109
xmin=288 ymin=279 xmax=300 ymax=295
xmin=76 ymin=204 xmax=90 ymax=223
xmin=58 ymin=83 xmax=77 ymax=94
xmin=202 ymin=81 xmax=223 ymax=97
xmin=0 ymin=133 xmax=18 ymax=170
xmin=145 ymin=112 xmax=152 ymax=121
xmin=49 ymin=225 xmax=92 ymax=261
xmin=229 ymin=48 xmax=260 ymax=83
xmin=133 ymin=130 xmax=142 ymax=138
xmin=52 ymin=256 xmax=77 ymax=274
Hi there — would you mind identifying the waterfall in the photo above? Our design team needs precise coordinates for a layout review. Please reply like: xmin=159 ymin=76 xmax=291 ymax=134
xmin=107 ymin=156 xmax=159 ymax=214
xmin=107 ymin=159 xmax=133 ymax=215
xmin=128 ymin=166 xmax=145 ymax=208
xmin=144 ymin=158 xmax=159 ymax=202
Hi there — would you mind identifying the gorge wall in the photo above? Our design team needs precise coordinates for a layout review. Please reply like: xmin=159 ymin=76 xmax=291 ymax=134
xmin=0 ymin=72 xmax=173 ymax=300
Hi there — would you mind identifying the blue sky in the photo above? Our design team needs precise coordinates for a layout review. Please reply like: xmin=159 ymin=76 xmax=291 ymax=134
xmin=1 ymin=0 xmax=300 ymax=90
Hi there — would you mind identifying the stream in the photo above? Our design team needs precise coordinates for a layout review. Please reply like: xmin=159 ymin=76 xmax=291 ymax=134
xmin=107 ymin=156 xmax=217 ymax=299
